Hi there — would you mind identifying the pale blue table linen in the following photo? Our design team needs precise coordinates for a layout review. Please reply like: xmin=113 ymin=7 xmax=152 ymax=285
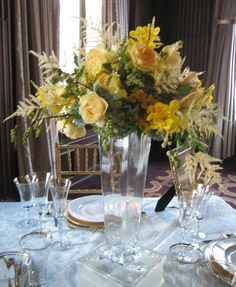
xmin=0 ymin=196 xmax=236 ymax=286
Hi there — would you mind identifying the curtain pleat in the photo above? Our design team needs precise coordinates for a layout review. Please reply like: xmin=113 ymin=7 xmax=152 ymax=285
xmin=0 ymin=0 xmax=60 ymax=200
xmin=0 ymin=0 xmax=18 ymax=200
xmin=207 ymin=0 xmax=236 ymax=159
xmin=174 ymin=0 xmax=213 ymax=82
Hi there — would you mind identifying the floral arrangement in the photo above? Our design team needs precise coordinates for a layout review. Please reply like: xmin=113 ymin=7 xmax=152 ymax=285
xmin=6 ymin=19 xmax=222 ymax=184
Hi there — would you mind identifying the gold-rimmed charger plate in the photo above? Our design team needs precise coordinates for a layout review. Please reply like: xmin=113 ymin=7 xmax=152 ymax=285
xmin=209 ymin=237 xmax=236 ymax=283
xmin=66 ymin=212 xmax=104 ymax=228
xmin=67 ymin=195 xmax=104 ymax=228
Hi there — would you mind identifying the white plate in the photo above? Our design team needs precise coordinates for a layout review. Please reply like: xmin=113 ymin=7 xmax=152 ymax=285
xmin=68 ymin=195 xmax=104 ymax=224
xmin=211 ymin=237 xmax=236 ymax=264
xmin=210 ymin=237 xmax=236 ymax=282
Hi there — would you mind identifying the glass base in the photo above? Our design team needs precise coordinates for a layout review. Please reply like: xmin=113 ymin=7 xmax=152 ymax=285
xmin=52 ymin=240 xmax=72 ymax=251
xmin=18 ymin=219 xmax=38 ymax=228
xmin=68 ymin=244 xmax=163 ymax=287
xmin=169 ymin=243 xmax=202 ymax=264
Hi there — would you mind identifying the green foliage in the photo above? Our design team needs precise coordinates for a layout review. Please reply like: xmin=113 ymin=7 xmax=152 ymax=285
xmin=10 ymin=126 xmax=17 ymax=145
xmin=125 ymin=69 xmax=155 ymax=93
xmin=177 ymin=84 xmax=193 ymax=97
xmin=22 ymin=127 xmax=32 ymax=144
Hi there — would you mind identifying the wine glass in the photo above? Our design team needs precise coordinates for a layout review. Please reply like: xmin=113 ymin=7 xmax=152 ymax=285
xmin=49 ymin=177 xmax=71 ymax=251
xmin=167 ymin=146 xmax=204 ymax=263
xmin=169 ymin=182 xmax=204 ymax=263
xmin=26 ymin=171 xmax=51 ymax=232
xmin=14 ymin=176 xmax=37 ymax=228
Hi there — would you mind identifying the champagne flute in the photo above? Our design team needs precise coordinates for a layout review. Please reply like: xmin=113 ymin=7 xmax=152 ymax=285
xmin=49 ymin=177 xmax=71 ymax=251
xmin=26 ymin=171 xmax=51 ymax=232
xmin=14 ymin=176 xmax=37 ymax=228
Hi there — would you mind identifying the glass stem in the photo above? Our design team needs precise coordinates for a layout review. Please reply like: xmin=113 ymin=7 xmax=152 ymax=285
xmin=26 ymin=207 xmax=30 ymax=223
xmin=38 ymin=208 xmax=43 ymax=232
xmin=58 ymin=217 xmax=64 ymax=246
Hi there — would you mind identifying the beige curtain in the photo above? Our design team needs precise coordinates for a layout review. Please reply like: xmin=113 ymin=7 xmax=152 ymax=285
xmin=0 ymin=0 xmax=60 ymax=200
xmin=102 ymin=0 xmax=129 ymax=41
xmin=15 ymin=0 xmax=60 ymax=174
xmin=207 ymin=0 xmax=236 ymax=159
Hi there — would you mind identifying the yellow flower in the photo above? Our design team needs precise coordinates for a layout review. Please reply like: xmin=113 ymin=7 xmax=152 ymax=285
xmin=79 ymin=92 xmax=108 ymax=126
xmin=36 ymin=86 xmax=48 ymax=107
xmin=85 ymin=44 xmax=116 ymax=81
xmin=181 ymin=84 xmax=214 ymax=111
xmin=97 ymin=73 xmax=127 ymax=98
xmin=128 ymin=23 xmax=161 ymax=49
xmin=161 ymin=41 xmax=182 ymax=68
xmin=57 ymin=119 xmax=86 ymax=139
xmin=205 ymin=84 xmax=214 ymax=107
xmin=36 ymin=86 xmax=66 ymax=113
xmin=127 ymin=42 xmax=160 ymax=71
xmin=146 ymin=100 xmax=185 ymax=133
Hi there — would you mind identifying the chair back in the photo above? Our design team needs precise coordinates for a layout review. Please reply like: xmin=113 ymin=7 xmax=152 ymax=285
xmin=55 ymin=143 xmax=102 ymax=197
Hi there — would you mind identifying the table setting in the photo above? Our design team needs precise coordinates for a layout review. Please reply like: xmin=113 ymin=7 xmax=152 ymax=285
xmin=2 ymin=17 xmax=235 ymax=287
xmin=1 ymin=191 xmax=236 ymax=286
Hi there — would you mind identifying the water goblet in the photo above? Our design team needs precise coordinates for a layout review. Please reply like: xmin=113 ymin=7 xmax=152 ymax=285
xmin=26 ymin=171 xmax=51 ymax=232
xmin=193 ymin=187 xmax=215 ymax=241
xmin=49 ymin=177 xmax=71 ymax=251
xmin=0 ymin=251 xmax=32 ymax=287
xmin=14 ymin=176 xmax=37 ymax=228
xmin=19 ymin=231 xmax=52 ymax=286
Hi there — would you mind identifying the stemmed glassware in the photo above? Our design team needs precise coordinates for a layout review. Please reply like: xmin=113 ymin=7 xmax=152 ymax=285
xmin=49 ymin=177 xmax=71 ymax=251
xmin=168 ymin=146 xmax=204 ymax=263
xmin=26 ymin=171 xmax=51 ymax=232
xmin=14 ymin=176 xmax=37 ymax=228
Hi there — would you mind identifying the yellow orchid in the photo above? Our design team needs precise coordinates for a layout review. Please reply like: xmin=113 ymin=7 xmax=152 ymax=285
xmin=128 ymin=23 xmax=161 ymax=49
xmin=146 ymin=100 xmax=185 ymax=134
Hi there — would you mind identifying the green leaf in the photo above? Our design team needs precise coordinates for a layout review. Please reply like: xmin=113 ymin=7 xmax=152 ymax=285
xmin=177 ymin=84 xmax=193 ymax=97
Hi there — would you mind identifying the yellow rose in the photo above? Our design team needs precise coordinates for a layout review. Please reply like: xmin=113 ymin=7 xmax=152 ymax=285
xmin=57 ymin=120 xmax=86 ymax=139
xmin=127 ymin=42 xmax=159 ymax=71
xmin=161 ymin=41 xmax=182 ymax=68
xmin=79 ymin=92 xmax=108 ymax=125
xmin=85 ymin=44 xmax=116 ymax=81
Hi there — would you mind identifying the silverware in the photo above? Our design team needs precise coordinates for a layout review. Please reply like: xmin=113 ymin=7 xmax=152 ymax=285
xmin=201 ymin=232 xmax=236 ymax=243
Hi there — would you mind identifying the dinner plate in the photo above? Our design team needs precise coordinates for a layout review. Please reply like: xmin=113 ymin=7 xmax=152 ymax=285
xmin=209 ymin=237 xmax=236 ymax=283
xmin=67 ymin=195 xmax=104 ymax=227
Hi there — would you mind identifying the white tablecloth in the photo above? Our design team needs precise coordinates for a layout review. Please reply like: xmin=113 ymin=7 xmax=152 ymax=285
xmin=1 ymin=196 xmax=236 ymax=286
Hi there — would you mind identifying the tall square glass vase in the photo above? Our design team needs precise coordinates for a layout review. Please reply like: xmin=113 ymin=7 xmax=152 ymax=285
xmin=99 ymin=132 xmax=151 ymax=265
xmin=75 ymin=134 xmax=163 ymax=286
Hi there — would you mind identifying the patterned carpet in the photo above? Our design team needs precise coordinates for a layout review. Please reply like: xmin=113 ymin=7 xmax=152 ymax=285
xmin=144 ymin=168 xmax=236 ymax=209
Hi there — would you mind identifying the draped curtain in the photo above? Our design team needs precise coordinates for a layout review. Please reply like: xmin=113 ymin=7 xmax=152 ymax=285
xmin=0 ymin=0 xmax=60 ymax=200
xmin=0 ymin=0 xmax=16 ymax=200
xmin=206 ymin=0 xmax=236 ymax=159
xmin=102 ymin=0 xmax=129 ymax=41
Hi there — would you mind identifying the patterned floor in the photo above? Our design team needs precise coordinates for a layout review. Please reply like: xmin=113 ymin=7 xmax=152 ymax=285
xmin=144 ymin=169 xmax=236 ymax=209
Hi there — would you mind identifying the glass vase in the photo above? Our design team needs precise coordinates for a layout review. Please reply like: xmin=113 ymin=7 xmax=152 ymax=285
xmin=99 ymin=131 xmax=151 ymax=265
xmin=76 ymin=133 xmax=163 ymax=286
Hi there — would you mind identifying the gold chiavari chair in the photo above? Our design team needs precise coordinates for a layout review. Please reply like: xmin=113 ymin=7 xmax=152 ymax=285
xmin=55 ymin=143 xmax=102 ymax=198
